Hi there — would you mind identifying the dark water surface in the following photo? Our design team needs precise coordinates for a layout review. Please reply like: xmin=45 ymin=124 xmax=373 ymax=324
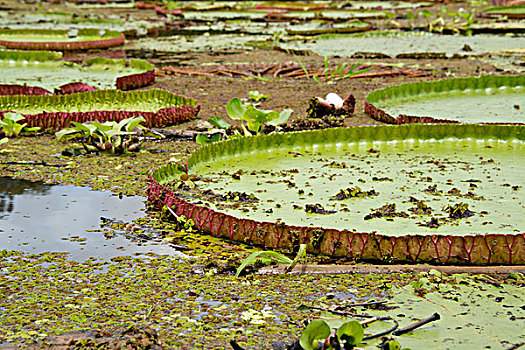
xmin=0 ymin=176 xmax=180 ymax=260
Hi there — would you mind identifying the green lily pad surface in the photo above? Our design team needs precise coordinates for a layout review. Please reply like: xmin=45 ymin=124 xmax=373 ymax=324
xmin=185 ymin=125 xmax=524 ymax=237
xmin=129 ymin=34 xmax=267 ymax=53
xmin=279 ymin=31 xmax=525 ymax=58
xmin=0 ymin=51 xmax=153 ymax=91
xmin=366 ymin=75 xmax=525 ymax=124
xmin=334 ymin=274 xmax=525 ymax=349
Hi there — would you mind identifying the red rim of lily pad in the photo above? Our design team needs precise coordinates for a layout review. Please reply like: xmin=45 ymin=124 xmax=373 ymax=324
xmin=0 ymin=51 xmax=155 ymax=94
xmin=0 ymin=28 xmax=125 ymax=51
xmin=0 ymin=89 xmax=200 ymax=129
xmin=364 ymin=74 xmax=525 ymax=125
xmin=148 ymin=124 xmax=525 ymax=265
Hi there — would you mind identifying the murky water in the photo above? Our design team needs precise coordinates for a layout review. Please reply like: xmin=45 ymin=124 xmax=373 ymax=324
xmin=0 ymin=177 xmax=182 ymax=260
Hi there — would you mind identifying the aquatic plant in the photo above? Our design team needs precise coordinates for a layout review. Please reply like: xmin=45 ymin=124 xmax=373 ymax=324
xmin=0 ymin=89 xmax=200 ymax=130
xmin=150 ymin=124 xmax=525 ymax=265
xmin=0 ymin=112 xmax=40 ymax=137
xmin=0 ymin=28 xmax=125 ymax=51
xmin=365 ymin=74 xmax=525 ymax=124
xmin=235 ymin=244 xmax=306 ymax=277
xmin=226 ymin=97 xmax=292 ymax=136
xmin=55 ymin=116 xmax=161 ymax=154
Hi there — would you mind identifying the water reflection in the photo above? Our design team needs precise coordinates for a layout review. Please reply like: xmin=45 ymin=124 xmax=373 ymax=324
xmin=0 ymin=177 xmax=51 ymax=217
xmin=0 ymin=177 xmax=183 ymax=260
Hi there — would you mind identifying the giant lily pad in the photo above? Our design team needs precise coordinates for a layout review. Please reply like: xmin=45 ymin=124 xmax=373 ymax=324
xmin=365 ymin=75 xmax=525 ymax=124
xmin=0 ymin=50 xmax=154 ymax=93
xmin=279 ymin=31 xmax=525 ymax=58
xmin=0 ymin=28 xmax=124 ymax=51
xmin=0 ymin=89 xmax=199 ymax=129
xmin=149 ymin=124 xmax=525 ymax=265
xmin=0 ymin=11 xmax=160 ymax=38
xmin=479 ymin=5 xmax=525 ymax=19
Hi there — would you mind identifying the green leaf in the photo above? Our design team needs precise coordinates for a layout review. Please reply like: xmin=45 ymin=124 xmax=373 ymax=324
xmin=208 ymin=116 xmax=231 ymax=130
xmin=226 ymin=98 xmax=246 ymax=120
xmin=336 ymin=320 xmax=364 ymax=346
xmin=124 ymin=116 xmax=146 ymax=132
xmin=3 ymin=112 xmax=25 ymax=123
xmin=0 ymin=138 xmax=7 ymax=145
xmin=196 ymin=133 xmax=211 ymax=146
xmin=299 ymin=319 xmax=331 ymax=350
xmin=267 ymin=109 xmax=293 ymax=126
xmin=55 ymin=128 xmax=81 ymax=142
xmin=247 ymin=91 xmax=269 ymax=101
xmin=235 ymin=250 xmax=292 ymax=277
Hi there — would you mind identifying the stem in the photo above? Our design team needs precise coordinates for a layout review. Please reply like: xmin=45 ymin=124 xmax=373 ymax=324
xmin=392 ymin=312 xmax=441 ymax=336
xmin=362 ymin=319 xmax=399 ymax=341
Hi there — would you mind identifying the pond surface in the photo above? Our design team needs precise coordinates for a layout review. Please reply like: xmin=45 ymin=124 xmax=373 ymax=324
xmin=0 ymin=177 xmax=180 ymax=260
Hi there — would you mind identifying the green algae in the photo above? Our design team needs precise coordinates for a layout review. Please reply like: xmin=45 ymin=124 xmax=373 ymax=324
xmin=0 ymin=249 xmax=416 ymax=348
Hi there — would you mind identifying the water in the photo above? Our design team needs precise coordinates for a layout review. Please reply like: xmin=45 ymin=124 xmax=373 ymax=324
xmin=0 ymin=176 xmax=182 ymax=260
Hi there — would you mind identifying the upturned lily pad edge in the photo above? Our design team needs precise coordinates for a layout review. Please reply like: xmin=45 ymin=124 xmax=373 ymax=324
xmin=0 ymin=89 xmax=200 ymax=129
xmin=364 ymin=74 xmax=525 ymax=125
xmin=149 ymin=124 xmax=525 ymax=265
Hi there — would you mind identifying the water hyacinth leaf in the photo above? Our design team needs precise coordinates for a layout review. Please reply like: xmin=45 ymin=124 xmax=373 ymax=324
xmin=267 ymin=108 xmax=293 ymax=126
xmin=3 ymin=112 xmax=25 ymax=123
xmin=247 ymin=90 xmax=269 ymax=101
xmin=299 ymin=319 xmax=331 ymax=350
xmin=226 ymin=98 xmax=246 ymax=120
xmin=244 ymin=105 xmax=279 ymax=133
xmin=208 ymin=116 xmax=231 ymax=130
xmin=336 ymin=320 xmax=364 ymax=346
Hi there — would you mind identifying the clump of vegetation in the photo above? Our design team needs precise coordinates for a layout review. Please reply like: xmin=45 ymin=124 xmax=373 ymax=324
xmin=196 ymin=92 xmax=292 ymax=145
xmin=332 ymin=187 xmax=378 ymax=200
xmin=55 ymin=116 xmax=162 ymax=155
xmin=443 ymin=202 xmax=474 ymax=219
xmin=226 ymin=96 xmax=293 ymax=136
xmin=364 ymin=203 xmax=409 ymax=220
xmin=0 ymin=112 xmax=40 ymax=139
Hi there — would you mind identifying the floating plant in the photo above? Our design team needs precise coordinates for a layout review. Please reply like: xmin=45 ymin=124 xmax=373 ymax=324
xmin=150 ymin=124 xmax=525 ymax=265
xmin=0 ymin=50 xmax=154 ymax=93
xmin=0 ymin=89 xmax=200 ymax=129
xmin=479 ymin=5 xmax=525 ymax=19
xmin=0 ymin=11 xmax=160 ymax=38
xmin=365 ymin=74 xmax=525 ymax=124
xmin=0 ymin=28 xmax=124 ymax=51
xmin=278 ymin=31 xmax=525 ymax=58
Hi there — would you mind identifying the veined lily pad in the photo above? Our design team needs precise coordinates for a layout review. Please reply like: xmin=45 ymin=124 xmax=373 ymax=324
xmin=0 ymin=28 xmax=124 ymax=51
xmin=365 ymin=75 xmax=525 ymax=124
xmin=149 ymin=124 xmax=525 ymax=265
xmin=0 ymin=50 xmax=154 ymax=93
xmin=278 ymin=31 xmax=525 ymax=58
xmin=0 ymin=89 xmax=199 ymax=129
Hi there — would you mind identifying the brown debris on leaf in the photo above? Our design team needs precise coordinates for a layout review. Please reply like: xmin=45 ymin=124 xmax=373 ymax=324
xmin=306 ymin=93 xmax=356 ymax=119
xmin=5 ymin=325 xmax=165 ymax=350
